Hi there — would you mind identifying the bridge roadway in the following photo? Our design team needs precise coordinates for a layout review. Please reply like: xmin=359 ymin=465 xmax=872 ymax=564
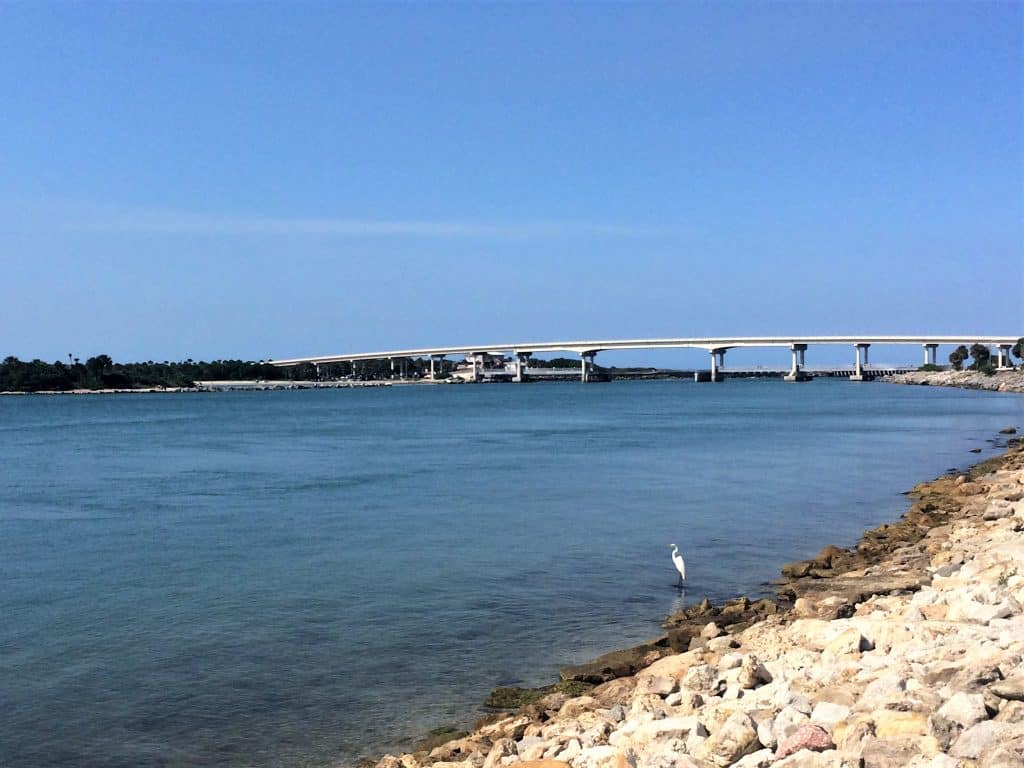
xmin=269 ymin=335 xmax=1020 ymax=383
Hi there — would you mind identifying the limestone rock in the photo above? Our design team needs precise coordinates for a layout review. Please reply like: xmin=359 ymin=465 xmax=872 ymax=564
xmin=633 ymin=676 xmax=676 ymax=697
xmin=696 ymin=710 xmax=759 ymax=766
xmin=949 ymin=720 xmax=1014 ymax=759
xmin=936 ymin=691 xmax=989 ymax=728
xmin=737 ymin=655 xmax=772 ymax=689
xmin=810 ymin=702 xmax=851 ymax=733
xmin=991 ymin=671 xmax=1024 ymax=702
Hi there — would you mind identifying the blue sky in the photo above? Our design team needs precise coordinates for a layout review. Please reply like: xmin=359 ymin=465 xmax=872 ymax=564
xmin=2 ymin=2 xmax=1021 ymax=367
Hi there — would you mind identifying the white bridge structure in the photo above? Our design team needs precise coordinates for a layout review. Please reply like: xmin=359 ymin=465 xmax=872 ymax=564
xmin=270 ymin=336 xmax=1019 ymax=383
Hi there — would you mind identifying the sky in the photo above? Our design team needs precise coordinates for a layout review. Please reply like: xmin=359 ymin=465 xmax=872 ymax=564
xmin=2 ymin=2 xmax=1021 ymax=367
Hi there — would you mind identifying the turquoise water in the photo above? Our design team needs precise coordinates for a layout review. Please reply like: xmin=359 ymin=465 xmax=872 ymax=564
xmin=1 ymin=380 xmax=1020 ymax=767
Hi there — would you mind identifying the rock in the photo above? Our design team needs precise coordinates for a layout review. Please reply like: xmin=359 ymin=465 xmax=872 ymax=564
xmin=773 ymin=751 xmax=841 ymax=768
xmin=705 ymin=635 xmax=737 ymax=653
xmin=558 ymin=697 xmax=602 ymax=720
xmin=626 ymin=694 xmax=670 ymax=722
xmin=991 ymin=671 xmax=1024 ymax=702
xmin=1000 ymin=427 xmax=1017 ymax=434
xmin=810 ymin=702 xmax=851 ymax=732
xmin=700 ymin=622 xmax=722 ymax=639
xmin=633 ymin=676 xmax=676 ymax=697
xmin=731 ymin=748 xmax=774 ymax=768
xmin=773 ymin=706 xmax=812 ymax=744
xmin=591 ymin=678 xmax=638 ymax=707
xmin=608 ymin=716 xmax=707 ymax=749
xmin=737 ymin=655 xmax=772 ymax=689
xmin=782 ymin=560 xmax=813 ymax=578
xmin=483 ymin=739 xmax=517 ymax=768
xmin=775 ymin=724 xmax=834 ymax=759
xmin=949 ymin=720 xmax=1014 ymax=759
xmin=561 ymin=643 xmax=667 ymax=684
xmin=696 ymin=711 xmax=759 ymax=767
xmin=927 ymin=713 xmax=962 ymax=751
xmin=680 ymin=664 xmax=721 ymax=694
xmin=979 ymin=733 xmax=1024 ymax=767
xmin=936 ymin=691 xmax=989 ymax=728
xmin=664 ymin=687 xmax=703 ymax=712
xmin=872 ymin=710 xmax=930 ymax=740
xmin=571 ymin=746 xmax=627 ymax=768
xmin=822 ymin=628 xmax=871 ymax=657
xmin=756 ymin=717 xmax=776 ymax=750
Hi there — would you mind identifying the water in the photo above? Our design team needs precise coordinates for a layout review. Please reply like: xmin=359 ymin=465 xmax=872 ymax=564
xmin=1 ymin=380 xmax=1020 ymax=767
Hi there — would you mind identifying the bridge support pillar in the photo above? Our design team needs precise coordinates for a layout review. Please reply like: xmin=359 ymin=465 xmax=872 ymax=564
xmin=579 ymin=352 xmax=599 ymax=382
xmin=514 ymin=352 xmax=531 ymax=382
xmin=469 ymin=355 xmax=480 ymax=382
xmin=784 ymin=344 xmax=811 ymax=382
xmin=997 ymin=344 xmax=1012 ymax=370
xmin=850 ymin=343 xmax=873 ymax=381
xmin=429 ymin=356 xmax=436 ymax=380
xmin=313 ymin=362 xmax=320 ymax=382
xmin=389 ymin=358 xmax=395 ymax=379
xmin=699 ymin=349 xmax=725 ymax=382
xmin=923 ymin=344 xmax=938 ymax=367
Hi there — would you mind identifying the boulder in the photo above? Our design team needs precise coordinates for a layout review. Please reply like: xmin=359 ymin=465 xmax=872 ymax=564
xmin=775 ymin=724 xmax=833 ymax=759
xmin=737 ymin=655 xmax=772 ymax=689
xmin=935 ymin=691 xmax=989 ymax=728
xmin=696 ymin=711 xmax=760 ymax=767
xmin=809 ymin=702 xmax=851 ymax=732
xmin=949 ymin=720 xmax=1014 ymax=759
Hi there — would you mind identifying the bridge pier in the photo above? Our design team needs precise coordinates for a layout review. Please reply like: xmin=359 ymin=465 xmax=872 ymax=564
xmin=514 ymin=352 xmax=531 ymax=382
xmin=850 ymin=343 xmax=874 ymax=381
xmin=313 ymin=362 xmax=321 ymax=381
xmin=469 ymin=355 xmax=480 ymax=382
xmin=784 ymin=343 xmax=811 ymax=382
xmin=997 ymin=344 xmax=1013 ymax=370
xmin=923 ymin=344 xmax=938 ymax=367
xmin=697 ymin=349 xmax=725 ymax=382
xmin=579 ymin=352 xmax=597 ymax=382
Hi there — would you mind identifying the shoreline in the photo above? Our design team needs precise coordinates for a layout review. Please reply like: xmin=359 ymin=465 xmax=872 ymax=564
xmin=375 ymin=425 xmax=1024 ymax=768
xmin=885 ymin=368 xmax=1024 ymax=394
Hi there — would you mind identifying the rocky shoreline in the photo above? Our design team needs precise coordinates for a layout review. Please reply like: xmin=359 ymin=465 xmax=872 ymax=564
xmin=373 ymin=434 xmax=1024 ymax=768
xmin=886 ymin=369 xmax=1024 ymax=394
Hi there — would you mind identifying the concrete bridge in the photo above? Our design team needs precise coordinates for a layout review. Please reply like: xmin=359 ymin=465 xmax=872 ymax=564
xmin=269 ymin=336 xmax=1020 ymax=383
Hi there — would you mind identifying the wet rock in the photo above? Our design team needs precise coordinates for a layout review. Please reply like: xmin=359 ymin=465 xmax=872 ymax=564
xmin=1000 ymin=427 xmax=1018 ymax=435
xmin=782 ymin=560 xmax=813 ymax=579
xmin=561 ymin=643 xmax=666 ymax=684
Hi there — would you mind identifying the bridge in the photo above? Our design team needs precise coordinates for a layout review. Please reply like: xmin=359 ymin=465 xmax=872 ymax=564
xmin=269 ymin=335 xmax=1020 ymax=383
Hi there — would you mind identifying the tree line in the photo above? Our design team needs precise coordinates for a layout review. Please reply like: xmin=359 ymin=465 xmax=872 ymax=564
xmin=0 ymin=355 xmax=289 ymax=391
xmin=943 ymin=339 xmax=1024 ymax=373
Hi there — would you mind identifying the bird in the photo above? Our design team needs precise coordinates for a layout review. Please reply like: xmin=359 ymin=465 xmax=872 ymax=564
xmin=670 ymin=543 xmax=686 ymax=586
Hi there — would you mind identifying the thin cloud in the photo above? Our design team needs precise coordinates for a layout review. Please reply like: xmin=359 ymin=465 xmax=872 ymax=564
xmin=43 ymin=203 xmax=652 ymax=240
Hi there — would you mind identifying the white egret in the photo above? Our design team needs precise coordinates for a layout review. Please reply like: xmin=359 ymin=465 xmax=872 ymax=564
xmin=670 ymin=544 xmax=686 ymax=585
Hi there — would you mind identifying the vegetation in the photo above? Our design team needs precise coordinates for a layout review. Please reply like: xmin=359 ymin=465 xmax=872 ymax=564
xmin=0 ymin=355 xmax=289 ymax=392
xmin=948 ymin=345 xmax=969 ymax=371
xmin=918 ymin=363 xmax=943 ymax=372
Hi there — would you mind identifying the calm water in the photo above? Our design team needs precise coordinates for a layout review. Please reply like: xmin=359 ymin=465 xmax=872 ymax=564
xmin=1 ymin=380 xmax=1021 ymax=767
